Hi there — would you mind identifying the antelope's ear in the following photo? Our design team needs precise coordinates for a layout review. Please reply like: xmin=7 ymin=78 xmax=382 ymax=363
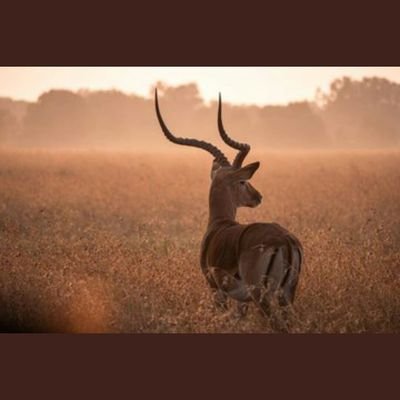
xmin=211 ymin=159 xmax=222 ymax=179
xmin=230 ymin=161 xmax=260 ymax=181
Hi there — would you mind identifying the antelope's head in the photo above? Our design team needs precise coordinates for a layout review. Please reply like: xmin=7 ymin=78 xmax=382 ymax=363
xmin=155 ymin=90 xmax=263 ymax=213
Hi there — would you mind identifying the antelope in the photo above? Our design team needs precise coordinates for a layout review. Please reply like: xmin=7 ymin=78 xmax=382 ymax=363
xmin=155 ymin=89 xmax=303 ymax=319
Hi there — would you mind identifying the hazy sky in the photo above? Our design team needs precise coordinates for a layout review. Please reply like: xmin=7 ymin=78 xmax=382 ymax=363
xmin=1 ymin=67 xmax=400 ymax=105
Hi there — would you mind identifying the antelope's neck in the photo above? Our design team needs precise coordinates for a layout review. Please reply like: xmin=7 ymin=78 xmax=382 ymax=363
xmin=208 ymin=186 xmax=236 ymax=226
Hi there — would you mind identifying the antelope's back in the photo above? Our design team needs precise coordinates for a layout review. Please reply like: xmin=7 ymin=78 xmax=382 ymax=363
xmin=202 ymin=221 xmax=303 ymax=272
xmin=240 ymin=223 xmax=303 ymax=255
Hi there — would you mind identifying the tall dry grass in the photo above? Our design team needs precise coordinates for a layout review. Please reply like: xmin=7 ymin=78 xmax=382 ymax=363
xmin=0 ymin=149 xmax=399 ymax=332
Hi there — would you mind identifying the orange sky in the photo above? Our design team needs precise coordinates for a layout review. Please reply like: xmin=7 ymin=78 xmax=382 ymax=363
xmin=1 ymin=67 xmax=400 ymax=105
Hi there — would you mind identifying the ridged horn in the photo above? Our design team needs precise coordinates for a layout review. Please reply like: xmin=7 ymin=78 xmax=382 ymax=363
xmin=218 ymin=93 xmax=250 ymax=168
xmin=155 ymin=89 xmax=230 ymax=167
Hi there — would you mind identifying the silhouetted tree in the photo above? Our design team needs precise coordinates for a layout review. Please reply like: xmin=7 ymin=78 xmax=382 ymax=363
xmin=3 ymin=78 xmax=398 ymax=149
xmin=318 ymin=77 xmax=400 ymax=147
xmin=259 ymin=102 xmax=329 ymax=148
xmin=0 ymin=109 xmax=18 ymax=145
xmin=22 ymin=90 xmax=89 ymax=147
xmin=82 ymin=90 xmax=154 ymax=147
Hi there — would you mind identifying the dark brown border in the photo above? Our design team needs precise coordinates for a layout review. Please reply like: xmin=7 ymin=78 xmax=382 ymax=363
xmin=1 ymin=334 xmax=398 ymax=397
xmin=2 ymin=2 xmax=400 ymax=65
xmin=1 ymin=2 xmax=399 ymax=398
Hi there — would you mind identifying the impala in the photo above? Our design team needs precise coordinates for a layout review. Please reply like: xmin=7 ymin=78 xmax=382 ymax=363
xmin=155 ymin=89 xmax=303 ymax=318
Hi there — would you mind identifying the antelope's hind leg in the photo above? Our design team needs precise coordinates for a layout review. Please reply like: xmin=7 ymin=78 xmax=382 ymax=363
xmin=209 ymin=267 xmax=250 ymax=314
xmin=233 ymin=301 xmax=249 ymax=319
xmin=239 ymin=246 xmax=300 ymax=332
xmin=205 ymin=269 xmax=229 ymax=311
xmin=239 ymin=246 xmax=278 ymax=317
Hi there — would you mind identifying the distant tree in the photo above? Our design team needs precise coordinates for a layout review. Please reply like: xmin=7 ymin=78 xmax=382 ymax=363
xmin=0 ymin=109 xmax=18 ymax=145
xmin=16 ymin=78 xmax=400 ymax=150
xmin=82 ymin=90 xmax=153 ymax=147
xmin=155 ymin=82 xmax=203 ymax=111
xmin=22 ymin=90 xmax=88 ymax=147
xmin=318 ymin=77 xmax=400 ymax=147
xmin=257 ymin=101 xmax=329 ymax=148
xmin=0 ymin=98 xmax=29 ymax=121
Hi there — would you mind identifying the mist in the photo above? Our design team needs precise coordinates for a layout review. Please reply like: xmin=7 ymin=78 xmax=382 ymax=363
xmin=1 ymin=76 xmax=400 ymax=150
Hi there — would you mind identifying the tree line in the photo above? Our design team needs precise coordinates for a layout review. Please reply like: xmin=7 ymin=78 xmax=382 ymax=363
xmin=1 ymin=76 xmax=400 ymax=149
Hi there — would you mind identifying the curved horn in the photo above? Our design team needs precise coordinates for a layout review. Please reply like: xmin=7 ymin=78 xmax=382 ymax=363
xmin=218 ymin=93 xmax=250 ymax=168
xmin=155 ymin=89 xmax=230 ymax=167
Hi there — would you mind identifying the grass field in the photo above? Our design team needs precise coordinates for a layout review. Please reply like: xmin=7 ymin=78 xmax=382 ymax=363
xmin=0 ymin=149 xmax=399 ymax=333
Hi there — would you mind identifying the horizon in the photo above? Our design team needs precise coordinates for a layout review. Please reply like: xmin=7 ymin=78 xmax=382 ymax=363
xmin=2 ymin=67 xmax=400 ymax=106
